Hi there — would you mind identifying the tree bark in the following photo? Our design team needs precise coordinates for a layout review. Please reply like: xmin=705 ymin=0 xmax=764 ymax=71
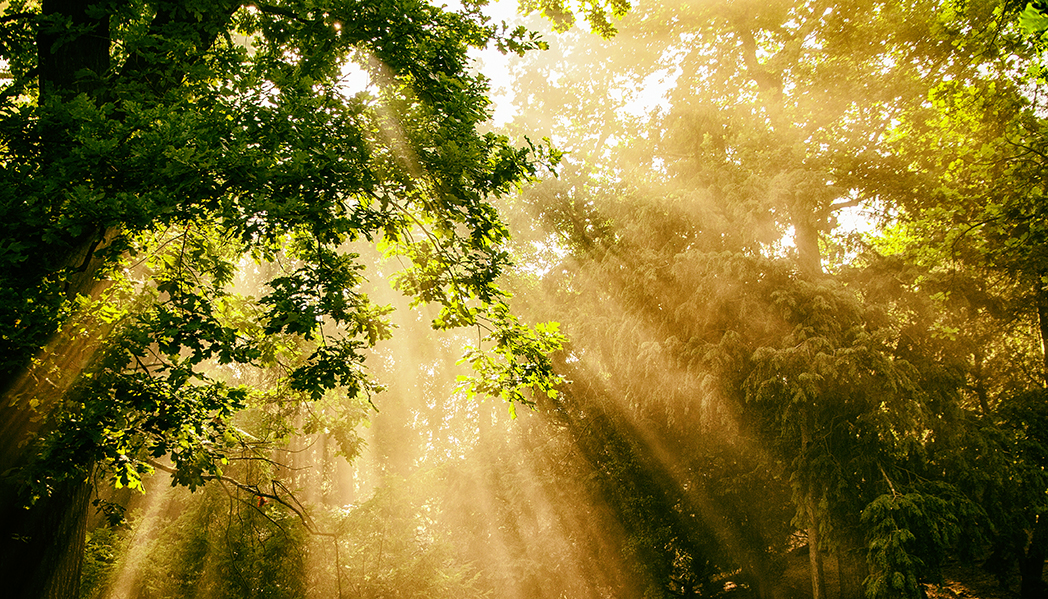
xmin=973 ymin=349 xmax=992 ymax=416
xmin=794 ymin=217 xmax=823 ymax=277
xmin=800 ymin=419 xmax=828 ymax=599
xmin=807 ymin=502 xmax=828 ymax=599
xmin=1022 ymin=281 xmax=1048 ymax=599
xmin=0 ymin=475 xmax=93 ymax=599
xmin=781 ymin=169 xmax=826 ymax=278
xmin=38 ymin=0 xmax=110 ymax=100
xmin=0 ymin=5 xmax=113 ymax=597
xmin=1021 ymin=512 xmax=1048 ymax=599
xmin=1 ymin=3 xmax=245 ymax=596
xmin=1022 ymin=511 xmax=1048 ymax=599
xmin=1038 ymin=280 xmax=1048 ymax=386
xmin=0 ymin=250 xmax=115 ymax=599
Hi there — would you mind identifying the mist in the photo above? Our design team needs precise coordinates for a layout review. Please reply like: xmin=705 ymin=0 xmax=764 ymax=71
xmin=12 ymin=1 xmax=1047 ymax=599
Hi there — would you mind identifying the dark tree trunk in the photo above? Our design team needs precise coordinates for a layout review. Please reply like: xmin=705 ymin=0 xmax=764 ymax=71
xmin=1 ymin=3 xmax=244 ymax=595
xmin=800 ymin=421 xmax=827 ymax=599
xmin=1023 ymin=282 xmax=1048 ymax=599
xmin=1021 ymin=513 xmax=1048 ymax=599
xmin=0 ymin=475 xmax=93 ymax=599
xmin=0 ymin=278 xmax=112 ymax=599
xmin=973 ymin=349 xmax=991 ymax=416
xmin=1038 ymin=280 xmax=1048 ymax=386
xmin=0 ymin=5 xmax=113 ymax=597
xmin=807 ymin=504 xmax=827 ymax=599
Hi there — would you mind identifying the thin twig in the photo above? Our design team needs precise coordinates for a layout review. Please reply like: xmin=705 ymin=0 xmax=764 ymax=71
xmin=878 ymin=462 xmax=899 ymax=498
xmin=146 ymin=458 xmax=334 ymax=536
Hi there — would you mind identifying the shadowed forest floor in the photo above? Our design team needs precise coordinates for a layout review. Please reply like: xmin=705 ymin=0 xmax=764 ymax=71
xmin=777 ymin=553 xmax=1028 ymax=599
xmin=927 ymin=562 xmax=1022 ymax=599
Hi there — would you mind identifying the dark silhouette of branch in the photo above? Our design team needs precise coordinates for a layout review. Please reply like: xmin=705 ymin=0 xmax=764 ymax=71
xmin=145 ymin=458 xmax=335 ymax=537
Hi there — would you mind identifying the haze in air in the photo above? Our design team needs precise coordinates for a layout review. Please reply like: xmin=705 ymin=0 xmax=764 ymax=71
xmin=0 ymin=1 xmax=1046 ymax=599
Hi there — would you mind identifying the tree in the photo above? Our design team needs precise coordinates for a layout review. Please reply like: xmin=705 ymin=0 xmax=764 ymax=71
xmin=0 ymin=2 xmax=564 ymax=597
xmin=493 ymin=0 xmax=1038 ymax=596
xmin=872 ymin=4 xmax=1048 ymax=594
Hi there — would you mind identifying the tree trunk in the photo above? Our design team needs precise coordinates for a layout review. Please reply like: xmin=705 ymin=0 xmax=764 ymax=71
xmin=0 ymin=290 xmax=112 ymax=598
xmin=0 ymin=6 xmax=113 ymax=596
xmin=1038 ymin=279 xmax=1048 ymax=386
xmin=973 ymin=349 xmax=991 ymax=416
xmin=1022 ymin=282 xmax=1048 ymax=599
xmin=0 ymin=3 xmax=243 ymax=595
xmin=1021 ymin=512 xmax=1048 ymax=599
xmin=0 ymin=475 xmax=93 ymax=599
xmin=807 ymin=502 xmax=828 ymax=599
xmin=38 ymin=0 xmax=110 ymax=100
xmin=794 ymin=217 xmax=823 ymax=278
xmin=800 ymin=419 xmax=828 ymax=599
xmin=782 ymin=169 xmax=828 ymax=279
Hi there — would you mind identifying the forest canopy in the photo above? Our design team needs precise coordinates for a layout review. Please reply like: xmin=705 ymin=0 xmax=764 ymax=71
xmin=495 ymin=0 xmax=1048 ymax=597
xmin=2 ymin=1 xmax=1048 ymax=599
xmin=0 ymin=1 xmax=563 ymax=597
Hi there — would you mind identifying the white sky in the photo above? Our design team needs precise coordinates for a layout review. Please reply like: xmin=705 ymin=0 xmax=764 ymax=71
xmin=463 ymin=0 xmax=680 ymax=125
xmin=467 ymin=0 xmax=527 ymax=126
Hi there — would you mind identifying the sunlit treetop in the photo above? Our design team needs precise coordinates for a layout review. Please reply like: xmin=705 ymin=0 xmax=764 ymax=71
xmin=502 ymin=0 xmax=1041 ymax=275
xmin=518 ymin=0 xmax=631 ymax=37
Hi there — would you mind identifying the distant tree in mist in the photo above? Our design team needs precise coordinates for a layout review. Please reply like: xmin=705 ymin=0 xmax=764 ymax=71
xmin=497 ymin=0 xmax=1048 ymax=597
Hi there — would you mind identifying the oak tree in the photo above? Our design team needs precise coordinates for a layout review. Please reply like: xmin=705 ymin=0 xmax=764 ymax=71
xmin=0 ymin=2 xmax=562 ymax=597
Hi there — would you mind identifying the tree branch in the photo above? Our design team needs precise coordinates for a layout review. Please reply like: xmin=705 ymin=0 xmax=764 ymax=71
xmin=878 ymin=462 xmax=899 ymax=497
xmin=252 ymin=3 xmax=307 ymax=22
xmin=145 ymin=458 xmax=335 ymax=537
xmin=828 ymin=197 xmax=863 ymax=212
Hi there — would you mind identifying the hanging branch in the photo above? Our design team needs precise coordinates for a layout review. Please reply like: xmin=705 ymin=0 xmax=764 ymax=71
xmin=878 ymin=462 xmax=899 ymax=498
xmin=146 ymin=458 xmax=335 ymax=537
